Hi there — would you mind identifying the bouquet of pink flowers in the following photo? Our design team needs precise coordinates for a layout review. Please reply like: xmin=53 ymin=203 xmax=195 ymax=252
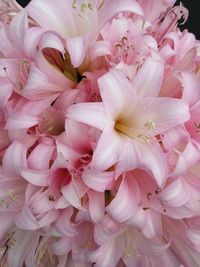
xmin=0 ymin=0 xmax=200 ymax=266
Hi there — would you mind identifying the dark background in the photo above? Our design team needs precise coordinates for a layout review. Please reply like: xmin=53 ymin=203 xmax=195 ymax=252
xmin=17 ymin=0 xmax=200 ymax=39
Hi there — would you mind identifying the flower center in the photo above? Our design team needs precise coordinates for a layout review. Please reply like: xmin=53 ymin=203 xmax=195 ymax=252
xmin=114 ymin=118 xmax=151 ymax=144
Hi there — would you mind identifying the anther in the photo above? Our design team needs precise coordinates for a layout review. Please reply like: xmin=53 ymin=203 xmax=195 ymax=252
xmin=138 ymin=134 xmax=149 ymax=144
xmin=144 ymin=119 xmax=156 ymax=130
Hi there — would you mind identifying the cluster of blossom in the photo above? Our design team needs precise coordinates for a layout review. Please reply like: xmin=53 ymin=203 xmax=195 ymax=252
xmin=0 ymin=0 xmax=200 ymax=266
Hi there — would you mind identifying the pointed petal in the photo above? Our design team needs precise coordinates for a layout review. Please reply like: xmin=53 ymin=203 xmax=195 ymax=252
xmin=0 ymin=212 xmax=14 ymax=240
xmin=21 ymin=169 xmax=49 ymax=186
xmin=172 ymin=140 xmax=200 ymax=177
xmin=38 ymin=209 xmax=59 ymax=227
xmin=91 ymin=123 xmax=122 ymax=170
xmin=159 ymin=178 xmax=191 ymax=208
xmin=2 ymin=141 xmax=27 ymax=176
xmin=83 ymin=169 xmax=114 ymax=192
xmin=181 ymin=71 xmax=200 ymax=106
xmin=23 ymin=65 xmax=61 ymax=100
xmin=90 ymin=40 xmax=112 ymax=60
xmin=132 ymin=57 xmax=164 ymax=98
xmin=134 ymin=97 xmax=190 ymax=136
xmin=0 ymin=80 xmax=13 ymax=107
xmin=27 ymin=143 xmax=54 ymax=171
xmin=88 ymin=190 xmax=105 ymax=223
xmin=5 ymin=109 xmax=39 ymax=129
xmin=61 ymin=181 xmax=82 ymax=209
xmin=98 ymin=69 xmax=137 ymax=120
xmin=15 ymin=205 xmax=39 ymax=230
xmin=27 ymin=0 xmax=76 ymax=38
xmin=67 ymin=37 xmax=87 ymax=67
xmin=9 ymin=11 xmax=28 ymax=48
xmin=7 ymin=230 xmax=38 ymax=267
xmin=142 ymin=210 xmax=162 ymax=239
xmin=54 ymin=208 xmax=77 ymax=236
xmin=106 ymin=173 xmax=140 ymax=223
xmin=66 ymin=102 xmax=108 ymax=130
xmin=99 ymin=0 xmax=143 ymax=29
xmin=117 ymin=140 xmax=168 ymax=187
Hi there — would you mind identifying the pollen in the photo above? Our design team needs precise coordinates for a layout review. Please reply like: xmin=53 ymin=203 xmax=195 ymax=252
xmin=194 ymin=122 xmax=200 ymax=133
xmin=138 ymin=134 xmax=149 ymax=144
xmin=124 ymin=247 xmax=132 ymax=257
xmin=8 ymin=189 xmax=19 ymax=203
xmin=144 ymin=119 xmax=156 ymax=130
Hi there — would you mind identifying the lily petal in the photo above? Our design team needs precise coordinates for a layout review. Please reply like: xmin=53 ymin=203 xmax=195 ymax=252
xmin=66 ymin=102 xmax=108 ymax=131
xmin=83 ymin=168 xmax=114 ymax=192
xmin=98 ymin=69 xmax=137 ymax=120
xmin=91 ymin=123 xmax=122 ymax=170
xmin=134 ymin=97 xmax=190 ymax=136
xmin=106 ymin=173 xmax=140 ymax=223
xmin=132 ymin=57 xmax=164 ymax=98
xmin=2 ymin=141 xmax=27 ymax=176
xmin=67 ymin=36 xmax=87 ymax=67
xmin=98 ymin=0 xmax=143 ymax=30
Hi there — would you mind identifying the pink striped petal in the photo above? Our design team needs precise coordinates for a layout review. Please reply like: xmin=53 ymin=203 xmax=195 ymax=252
xmin=7 ymin=230 xmax=38 ymax=267
xmin=98 ymin=0 xmax=143 ymax=30
xmin=98 ymin=69 xmax=137 ymax=120
xmin=90 ymin=123 xmax=122 ymax=170
xmin=134 ymin=97 xmax=190 ymax=136
xmin=117 ymin=140 xmax=167 ymax=187
xmin=54 ymin=208 xmax=77 ymax=236
xmin=5 ymin=109 xmax=39 ymax=129
xmin=38 ymin=209 xmax=59 ymax=227
xmin=27 ymin=143 xmax=54 ymax=171
xmin=83 ymin=169 xmax=114 ymax=192
xmin=2 ymin=141 xmax=27 ymax=176
xmin=67 ymin=36 xmax=87 ymax=67
xmin=15 ymin=205 xmax=39 ymax=230
xmin=61 ymin=181 xmax=82 ymax=209
xmin=159 ymin=178 xmax=191 ymax=208
xmin=106 ymin=173 xmax=140 ymax=223
xmin=23 ymin=65 xmax=61 ymax=100
xmin=142 ymin=210 xmax=162 ymax=239
xmin=66 ymin=102 xmax=108 ymax=131
xmin=132 ymin=57 xmax=164 ymax=98
xmin=21 ymin=169 xmax=49 ymax=186
xmin=88 ymin=190 xmax=105 ymax=223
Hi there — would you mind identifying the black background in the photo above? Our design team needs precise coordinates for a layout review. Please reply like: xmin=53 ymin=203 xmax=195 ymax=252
xmin=16 ymin=0 xmax=200 ymax=39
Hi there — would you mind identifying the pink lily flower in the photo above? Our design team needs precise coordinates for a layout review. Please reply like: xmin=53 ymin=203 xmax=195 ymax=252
xmin=67 ymin=58 xmax=190 ymax=186
xmin=27 ymin=0 xmax=143 ymax=67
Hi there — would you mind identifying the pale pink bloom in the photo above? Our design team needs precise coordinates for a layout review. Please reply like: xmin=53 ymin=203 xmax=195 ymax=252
xmin=27 ymin=0 xmax=143 ymax=67
xmin=67 ymin=61 xmax=190 ymax=186
xmin=90 ymin=216 xmax=170 ymax=267
xmin=90 ymin=16 xmax=158 ymax=80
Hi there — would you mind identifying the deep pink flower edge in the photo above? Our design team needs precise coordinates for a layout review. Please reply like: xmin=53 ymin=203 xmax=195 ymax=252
xmin=0 ymin=0 xmax=200 ymax=266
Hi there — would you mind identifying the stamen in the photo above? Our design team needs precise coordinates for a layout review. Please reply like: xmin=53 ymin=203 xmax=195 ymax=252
xmin=124 ymin=247 xmax=132 ymax=257
xmin=80 ymin=241 xmax=92 ymax=249
xmin=144 ymin=119 xmax=156 ymax=130
xmin=8 ymin=189 xmax=19 ymax=202
xmin=72 ymin=0 xmax=78 ymax=9
xmin=122 ymin=36 xmax=128 ymax=45
xmin=88 ymin=3 xmax=93 ymax=10
xmin=81 ymin=3 xmax=88 ymax=12
xmin=147 ymin=192 xmax=152 ymax=200
xmin=138 ymin=134 xmax=149 ymax=144
xmin=115 ymin=43 xmax=122 ymax=50
xmin=0 ymin=199 xmax=4 ymax=206
xmin=48 ymin=195 xmax=55 ymax=202
xmin=194 ymin=122 xmax=200 ymax=133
